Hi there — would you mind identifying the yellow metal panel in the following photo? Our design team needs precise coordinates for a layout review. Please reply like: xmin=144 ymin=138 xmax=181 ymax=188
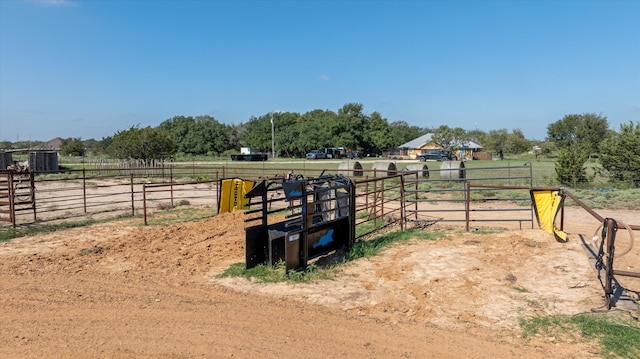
xmin=531 ymin=190 xmax=567 ymax=242
xmin=219 ymin=179 xmax=254 ymax=213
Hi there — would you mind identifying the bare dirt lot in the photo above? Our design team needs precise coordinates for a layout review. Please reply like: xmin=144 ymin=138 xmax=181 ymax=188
xmin=1 ymin=206 xmax=638 ymax=358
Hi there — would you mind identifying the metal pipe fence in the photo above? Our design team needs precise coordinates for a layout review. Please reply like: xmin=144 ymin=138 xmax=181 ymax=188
xmin=402 ymin=163 xmax=535 ymax=229
xmin=1 ymin=163 xmax=538 ymax=232
xmin=2 ymin=162 xmax=636 ymax=312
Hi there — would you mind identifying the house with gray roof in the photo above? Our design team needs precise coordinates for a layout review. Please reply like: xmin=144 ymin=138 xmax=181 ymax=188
xmin=385 ymin=133 xmax=483 ymax=160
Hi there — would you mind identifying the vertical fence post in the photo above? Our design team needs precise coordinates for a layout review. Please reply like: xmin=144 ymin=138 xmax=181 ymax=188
xmin=8 ymin=172 xmax=15 ymax=227
xmin=529 ymin=164 xmax=535 ymax=229
xmin=30 ymin=171 xmax=36 ymax=222
xmin=143 ymin=184 xmax=148 ymax=225
xmin=380 ymin=177 xmax=385 ymax=226
xmin=603 ymin=218 xmax=615 ymax=310
xmin=399 ymin=174 xmax=405 ymax=231
xmin=465 ymin=181 xmax=471 ymax=232
xmin=414 ymin=171 xmax=419 ymax=221
xmin=82 ymin=167 xmax=87 ymax=214
xmin=170 ymin=165 xmax=174 ymax=206
xmin=372 ymin=177 xmax=377 ymax=223
xmin=130 ymin=173 xmax=135 ymax=216
xmin=365 ymin=178 xmax=369 ymax=214
xmin=215 ymin=172 xmax=219 ymax=212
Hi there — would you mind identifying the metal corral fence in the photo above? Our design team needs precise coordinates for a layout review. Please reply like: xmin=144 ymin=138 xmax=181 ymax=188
xmin=2 ymin=162 xmax=637 ymax=312
xmin=561 ymin=191 xmax=640 ymax=310
xmin=402 ymin=162 xmax=535 ymax=229
xmin=1 ymin=162 xmax=533 ymax=228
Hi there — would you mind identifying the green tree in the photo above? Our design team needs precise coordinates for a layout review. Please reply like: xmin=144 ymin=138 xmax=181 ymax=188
xmin=431 ymin=125 xmax=468 ymax=153
xmin=388 ymin=121 xmax=428 ymax=147
xmin=504 ymin=129 xmax=531 ymax=154
xmin=60 ymin=138 xmax=86 ymax=156
xmin=547 ymin=113 xmax=608 ymax=186
xmin=159 ymin=115 xmax=233 ymax=156
xmin=270 ymin=111 xmax=302 ymax=157
xmin=599 ymin=121 xmax=640 ymax=187
xmin=82 ymin=138 xmax=103 ymax=155
xmin=240 ymin=115 xmax=277 ymax=153
xmin=333 ymin=103 xmax=366 ymax=151
xmin=547 ymin=113 xmax=609 ymax=154
xmin=555 ymin=143 xmax=589 ymax=187
xmin=483 ymin=129 xmax=509 ymax=156
xmin=363 ymin=112 xmax=391 ymax=154
xmin=107 ymin=125 xmax=174 ymax=163
xmin=466 ymin=129 xmax=488 ymax=148
xmin=98 ymin=136 xmax=113 ymax=155
xmin=296 ymin=110 xmax=334 ymax=152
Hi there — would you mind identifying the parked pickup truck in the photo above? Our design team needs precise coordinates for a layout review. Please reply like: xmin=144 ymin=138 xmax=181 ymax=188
xmin=416 ymin=150 xmax=458 ymax=162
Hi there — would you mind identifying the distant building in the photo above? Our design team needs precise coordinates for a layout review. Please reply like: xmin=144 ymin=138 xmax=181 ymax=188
xmin=385 ymin=133 xmax=483 ymax=160
xmin=1 ymin=138 xmax=61 ymax=172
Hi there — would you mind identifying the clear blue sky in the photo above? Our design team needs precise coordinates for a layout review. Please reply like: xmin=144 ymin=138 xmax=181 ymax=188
xmin=1 ymin=0 xmax=638 ymax=143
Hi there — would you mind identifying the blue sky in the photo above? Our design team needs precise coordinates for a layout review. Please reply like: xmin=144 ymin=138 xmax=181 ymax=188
xmin=1 ymin=0 xmax=638 ymax=142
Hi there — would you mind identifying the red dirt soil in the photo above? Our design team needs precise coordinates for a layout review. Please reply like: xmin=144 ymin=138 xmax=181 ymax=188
xmin=1 ymin=208 xmax=638 ymax=358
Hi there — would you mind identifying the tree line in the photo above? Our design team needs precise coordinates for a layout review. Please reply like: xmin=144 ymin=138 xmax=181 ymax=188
xmin=1 ymin=104 xmax=637 ymax=187
xmin=547 ymin=114 xmax=639 ymax=188
xmin=47 ymin=103 xmax=532 ymax=160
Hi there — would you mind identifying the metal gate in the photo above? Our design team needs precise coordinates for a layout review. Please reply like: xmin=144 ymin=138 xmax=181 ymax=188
xmin=0 ymin=169 xmax=36 ymax=227
xmin=402 ymin=162 xmax=535 ymax=229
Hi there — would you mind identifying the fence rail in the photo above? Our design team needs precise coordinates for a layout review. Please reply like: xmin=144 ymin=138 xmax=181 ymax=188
xmin=1 ymin=163 xmax=536 ymax=231
xmin=1 ymin=162 xmax=637 ymax=312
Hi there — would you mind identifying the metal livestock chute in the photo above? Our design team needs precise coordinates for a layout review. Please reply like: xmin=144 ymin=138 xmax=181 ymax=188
xmin=243 ymin=173 xmax=355 ymax=273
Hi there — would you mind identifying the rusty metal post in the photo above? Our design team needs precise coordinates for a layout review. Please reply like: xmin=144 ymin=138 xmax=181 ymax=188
xmin=170 ymin=166 xmax=174 ymax=207
xmin=603 ymin=218 xmax=616 ymax=310
xmin=170 ymin=180 xmax=174 ymax=207
xmin=29 ymin=170 xmax=36 ymax=222
xmin=465 ymin=181 xmax=471 ymax=232
xmin=414 ymin=171 xmax=419 ymax=221
xmin=82 ymin=167 xmax=87 ymax=214
xmin=215 ymin=172 xmax=219 ymax=211
xmin=380 ymin=177 xmax=385 ymax=226
xmin=130 ymin=173 xmax=135 ymax=216
xmin=372 ymin=177 xmax=378 ymax=223
xmin=143 ymin=184 xmax=148 ymax=225
xmin=8 ymin=172 xmax=15 ymax=227
xmin=399 ymin=174 xmax=405 ymax=231
xmin=365 ymin=178 xmax=369 ymax=211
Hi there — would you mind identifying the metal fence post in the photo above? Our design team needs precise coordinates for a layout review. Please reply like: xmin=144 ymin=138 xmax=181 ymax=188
xmin=143 ymin=184 xmax=148 ymax=225
xmin=130 ymin=173 xmax=135 ymax=216
xmin=380 ymin=177 xmax=385 ymax=226
xmin=465 ymin=181 xmax=470 ymax=232
xmin=604 ymin=218 xmax=615 ymax=309
xmin=399 ymin=174 xmax=405 ymax=231
xmin=30 ymin=171 xmax=36 ymax=222
xmin=82 ymin=167 xmax=87 ymax=214
xmin=8 ymin=172 xmax=15 ymax=227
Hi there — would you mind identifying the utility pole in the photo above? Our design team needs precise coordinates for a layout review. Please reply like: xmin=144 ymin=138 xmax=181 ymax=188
xmin=270 ymin=114 xmax=275 ymax=159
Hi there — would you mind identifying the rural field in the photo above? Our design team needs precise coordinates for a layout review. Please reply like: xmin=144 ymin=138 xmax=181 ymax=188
xmin=1 ymin=194 xmax=638 ymax=358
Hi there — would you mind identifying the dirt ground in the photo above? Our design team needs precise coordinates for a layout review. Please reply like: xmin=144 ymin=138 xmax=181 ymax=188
xmin=1 ymin=205 xmax=639 ymax=359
